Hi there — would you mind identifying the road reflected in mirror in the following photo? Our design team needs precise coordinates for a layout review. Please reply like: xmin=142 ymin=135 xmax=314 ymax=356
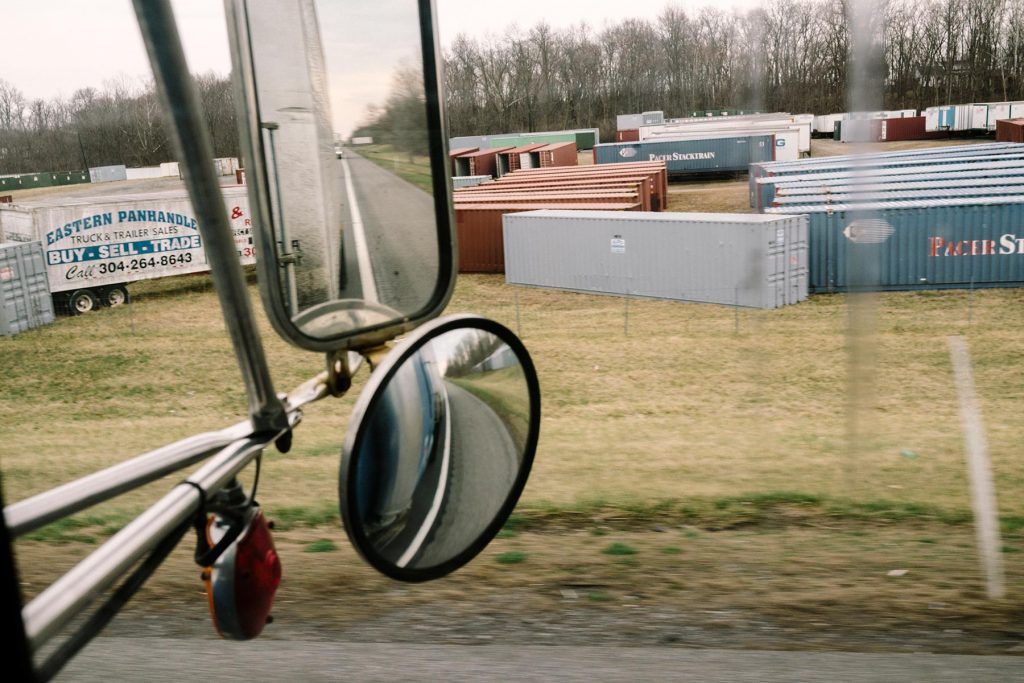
xmin=344 ymin=324 xmax=535 ymax=577
xmin=239 ymin=0 xmax=444 ymax=342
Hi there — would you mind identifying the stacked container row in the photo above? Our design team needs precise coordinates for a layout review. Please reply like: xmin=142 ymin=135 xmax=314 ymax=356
xmin=452 ymin=161 xmax=668 ymax=272
xmin=0 ymin=170 xmax=91 ymax=192
xmin=748 ymin=143 xmax=1024 ymax=209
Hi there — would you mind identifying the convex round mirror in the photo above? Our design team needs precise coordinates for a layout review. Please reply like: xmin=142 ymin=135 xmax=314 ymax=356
xmin=340 ymin=315 xmax=540 ymax=581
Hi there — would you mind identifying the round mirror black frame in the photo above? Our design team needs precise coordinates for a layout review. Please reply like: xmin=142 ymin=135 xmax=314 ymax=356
xmin=225 ymin=0 xmax=456 ymax=353
xmin=339 ymin=314 xmax=541 ymax=582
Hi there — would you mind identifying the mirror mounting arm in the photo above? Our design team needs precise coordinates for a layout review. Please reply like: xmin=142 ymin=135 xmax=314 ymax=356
xmin=133 ymin=0 xmax=288 ymax=435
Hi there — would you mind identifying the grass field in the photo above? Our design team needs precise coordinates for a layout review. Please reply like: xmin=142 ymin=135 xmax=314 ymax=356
xmin=3 ymin=271 xmax=1023 ymax=531
xmin=355 ymin=144 xmax=434 ymax=192
xmin=5 ymin=271 xmax=1022 ymax=648
xmin=4 ymin=147 xmax=1023 ymax=646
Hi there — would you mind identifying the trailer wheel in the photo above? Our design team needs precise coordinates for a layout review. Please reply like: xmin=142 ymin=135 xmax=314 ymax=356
xmin=68 ymin=289 xmax=99 ymax=315
xmin=104 ymin=285 xmax=129 ymax=307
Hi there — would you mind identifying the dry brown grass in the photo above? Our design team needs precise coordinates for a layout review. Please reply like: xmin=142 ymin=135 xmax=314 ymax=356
xmin=3 ymin=273 xmax=1023 ymax=523
xmin=5 ymin=251 xmax=1023 ymax=650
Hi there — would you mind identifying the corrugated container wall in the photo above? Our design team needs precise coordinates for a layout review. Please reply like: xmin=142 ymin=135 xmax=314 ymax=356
xmin=616 ymin=129 xmax=640 ymax=143
xmin=880 ymin=117 xmax=948 ymax=142
xmin=452 ymin=175 xmax=492 ymax=188
xmin=0 ymin=241 xmax=55 ymax=335
xmin=89 ymin=165 xmax=128 ymax=183
xmin=765 ymin=197 xmax=1024 ymax=292
xmin=503 ymin=210 xmax=808 ymax=309
xmin=617 ymin=114 xmax=645 ymax=130
xmin=538 ymin=142 xmax=578 ymax=168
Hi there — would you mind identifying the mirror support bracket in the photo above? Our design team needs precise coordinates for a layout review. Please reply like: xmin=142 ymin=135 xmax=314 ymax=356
xmin=360 ymin=345 xmax=392 ymax=372
xmin=325 ymin=350 xmax=353 ymax=397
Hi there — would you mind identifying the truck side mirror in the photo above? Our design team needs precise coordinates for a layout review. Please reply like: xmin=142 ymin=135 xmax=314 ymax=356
xmin=225 ymin=0 xmax=455 ymax=352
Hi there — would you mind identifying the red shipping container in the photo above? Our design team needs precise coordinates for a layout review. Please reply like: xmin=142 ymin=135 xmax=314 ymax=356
xmin=616 ymin=129 xmax=640 ymax=142
xmin=496 ymin=143 xmax=547 ymax=176
xmin=537 ymin=142 xmax=578 ymax=168
xmin=880 ymin=117 xmax=948 ymax=142
xmin=457 ymin=177 xmax=653 ymax=211
xmin=996 ymin=118 xmax=1024 ymax=143
xmin=456 ymin=202 xmax=640 ymax=273
xmin=454 ymin=147 xmax=513 ymax=177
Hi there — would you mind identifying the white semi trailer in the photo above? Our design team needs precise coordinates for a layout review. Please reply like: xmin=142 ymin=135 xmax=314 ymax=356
xmin=0 ymin=186 xmax=255 ymax=313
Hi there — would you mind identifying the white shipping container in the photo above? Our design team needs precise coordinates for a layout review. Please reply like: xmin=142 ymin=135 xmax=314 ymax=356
xmin=813 ymin=113 xmax=844 ymax=134
xmin=0 ymin=187 xmax=255 ymax=300
xmin=503 ymin=210 xmax=808 ymax=309
xmin=617 ymin=113 xmax=645 ymax=131
xmin=640 ymin=117 xmax=811 ymax=155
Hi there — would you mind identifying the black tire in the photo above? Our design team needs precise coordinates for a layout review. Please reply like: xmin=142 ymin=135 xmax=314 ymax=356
xmin=103 ymin=285 xmax=129 ymax=307
xmin=68 ymin=289 xmax=99 ymax=316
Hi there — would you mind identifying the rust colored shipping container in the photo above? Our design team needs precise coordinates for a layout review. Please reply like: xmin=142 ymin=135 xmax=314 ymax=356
xmin=496 ymin=143 xmax=547 ymax=176
xmin=996 ymin=119 xmax=1024 ymax=143
xmin=457 ymin=177 xmax=653 ymax=211
xmin=880 ymin=117 xmax=948 ymax=142
xmin=454 ymin=147 xmax=513 ymax=177
xmin=461 ymin=173 xmax=660 ymax=211
xmin=538 ymin=142 xmax=578 ymax=168
xmin=454 ymin=192 xmax=640 ymax=207
xmin=449 ymin=147 xmax=478 ymax=175
xmin=511 ymin=165 xmax=667 ymax=203
xmin=456 ymin=202 xmax=640 ymax=273
xmin=514 ymin=161 xmax=668 ymax=202
xmin=616 ymin=129 xmax=640 ymax=142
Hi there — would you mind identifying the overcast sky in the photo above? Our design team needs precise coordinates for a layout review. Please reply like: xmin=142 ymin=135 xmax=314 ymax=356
xmin=0 ymin=0 xmax=766 ymax=102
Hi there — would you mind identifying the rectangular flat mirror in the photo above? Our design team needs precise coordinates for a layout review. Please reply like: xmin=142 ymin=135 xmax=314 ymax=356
xmin=226 ymin=0 xmax=454 ymax=351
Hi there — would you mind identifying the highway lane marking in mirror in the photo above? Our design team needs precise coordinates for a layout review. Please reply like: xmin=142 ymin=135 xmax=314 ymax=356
xmin=341 ymin=156 xmax=379 ymax=304
xmin=396 ymin=379 xmax=453 ymax=569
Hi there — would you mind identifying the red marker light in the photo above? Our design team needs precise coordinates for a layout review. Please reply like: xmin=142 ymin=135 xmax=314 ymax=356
xmin=203 ymin=508 xmax=281 ymax=640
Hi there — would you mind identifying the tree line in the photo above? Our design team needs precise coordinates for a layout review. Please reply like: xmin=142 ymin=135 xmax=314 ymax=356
xmin=0 ymin=73 xmax=237 ymax=175
xmin=5 ymin=0 xmax=1024 ymax=174
xmin=442 ymin=0 xmax=1024 ymax=141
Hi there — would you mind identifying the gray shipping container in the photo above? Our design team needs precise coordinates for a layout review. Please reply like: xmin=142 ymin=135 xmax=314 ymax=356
xmin=0 ymin=241 xmax=55 ymax=335
xmin=503 ymin=210 xmax=808 ymax=309
xmin=764 ymin=196 xmax=1024 ymax=292
xmin=89 ymin=165 xmax=128 ymax=183
xmin=453 ymin=175 xmax=492 ymax=188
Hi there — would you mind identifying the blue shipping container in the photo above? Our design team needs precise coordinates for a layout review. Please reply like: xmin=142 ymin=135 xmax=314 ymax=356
xmin=594 ymin=135 xmax=775 ymax=175
xmin=765 ymin=196 xmax=1024 ymax=292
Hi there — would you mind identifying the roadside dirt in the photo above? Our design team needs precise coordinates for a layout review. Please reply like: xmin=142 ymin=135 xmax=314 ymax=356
xmin=15 ymin=519 xmax=1024 ymax=656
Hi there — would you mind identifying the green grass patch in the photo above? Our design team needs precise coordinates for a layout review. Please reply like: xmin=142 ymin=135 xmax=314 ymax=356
xmin=588 ymin=591 xmax=612 ymax=602
xmin=496 ymin=551 xmax=527 ymax=565
xmin=602 ymin=542 xmax=637 ymax=556
xmin=303 ymin=539 xmax=338 ymax=553
xmin=660 ymin=546 xmax=683 ymax=554
xmin=268 ymin=503 xmax=339 ymax=531
xmin=24 ymin=512 xmax=133 ymax=544
xmin=356 ymin=145 xmax=433 ymax=193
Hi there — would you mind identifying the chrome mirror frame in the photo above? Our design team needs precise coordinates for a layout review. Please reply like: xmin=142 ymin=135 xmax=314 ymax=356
xmin=224 ymin=0 xmax=457 ymax=353
xmin=339 ymin=315 xmax=541 ymax=582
